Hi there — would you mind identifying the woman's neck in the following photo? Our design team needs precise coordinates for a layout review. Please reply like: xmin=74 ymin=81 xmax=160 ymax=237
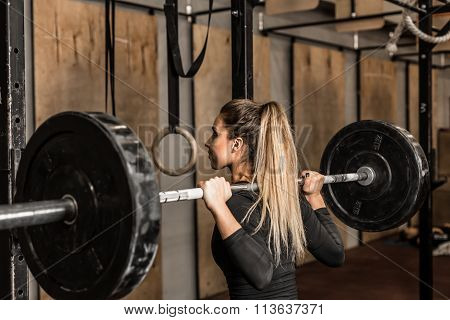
xmin=229 ymin=162 xmax=253 ymax=184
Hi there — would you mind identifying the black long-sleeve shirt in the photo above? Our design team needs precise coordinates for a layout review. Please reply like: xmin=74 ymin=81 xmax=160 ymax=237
xmin=211 ymin=187 xmax=345 ymax=300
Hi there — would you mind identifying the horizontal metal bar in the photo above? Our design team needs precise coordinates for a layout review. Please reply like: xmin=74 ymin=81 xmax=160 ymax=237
xmin=431 ymin=21 xmax=450 ymax=49
xmin=394 ymin=57 xmax=450 ymax=69
xmin=114 ymin=0 xmax=190 ymax=16
xmin=191 ymin=7 xmax=230 ymax=16
xmin=261 ymin=10 xmax=402 ymax=33
xmin=430 ymin=4 xmax=450 ymax=14
xmin=394 ymin=50 xmax=450 ymax=57
xmin=114 ymin=1 xmax=233 ymax=17
xmin=432 ymin=177 xmax=448 ymax=190
xmin=265 ymin=30 xmax=355 ymax=51
xmin=159 ymin=170 xmax=370 ymax=203
xmin=190 ymin=1 xmax=265 ymax=17
xmin=360 ymin=42 xmax=416 ymax=51
xmin=0 ymin=199 xmax=76 ymax=230
xmin=385 ymin=0 xmax=427 ymax=14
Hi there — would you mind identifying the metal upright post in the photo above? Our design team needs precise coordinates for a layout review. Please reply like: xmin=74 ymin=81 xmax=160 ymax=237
xmin=231 ymin=0 xmax=254 ymax=99
xmin=0 ymin=0 xmax=29 ymax=300
xmin=166 ymin=0 xmax=180 ymax=131
xmin=418 ymin=0 xmax=433 ymax=300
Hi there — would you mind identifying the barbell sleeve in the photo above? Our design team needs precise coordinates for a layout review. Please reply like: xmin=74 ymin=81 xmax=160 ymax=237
xmin=159 ymin=168 xmax=373 ymax=203
xmin=0 ymin=198 xmax=77 ymax=230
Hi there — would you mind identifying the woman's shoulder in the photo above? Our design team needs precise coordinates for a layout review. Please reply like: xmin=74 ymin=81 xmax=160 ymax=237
xmin=226 ymin=191 xmax=265 ymax=228
xmin=226 ymin=191 xmax=256 ymax=212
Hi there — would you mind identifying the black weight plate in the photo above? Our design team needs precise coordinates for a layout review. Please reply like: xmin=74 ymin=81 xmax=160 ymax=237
xmin=15 ymin=112 xmax=160 ymax=299
xmin=320 ymin=120 xmax=429 ymax=232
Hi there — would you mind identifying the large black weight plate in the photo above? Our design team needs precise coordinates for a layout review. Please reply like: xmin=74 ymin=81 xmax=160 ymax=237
xmin=15 ymin=112 xmax=160 ymax=299
xmin=320 ymin=120 xmax=429 ymax=232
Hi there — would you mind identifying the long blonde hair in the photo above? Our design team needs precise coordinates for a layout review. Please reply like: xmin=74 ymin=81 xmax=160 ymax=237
xmin=219 ymin=99 xmax=306 ymax=266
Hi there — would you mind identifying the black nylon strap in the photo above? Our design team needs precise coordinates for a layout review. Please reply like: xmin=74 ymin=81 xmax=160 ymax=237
xmin=105 ymin=0 xmax=116 ymax=116
xmin=105 ymin=0 xmax=109 ymax=113
xmin=164 ymin=0 xmax=214 ymax=78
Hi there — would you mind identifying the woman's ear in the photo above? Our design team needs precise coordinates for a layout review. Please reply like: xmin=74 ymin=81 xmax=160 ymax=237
xmin=232 ymin=137 xmax=244 ymax=152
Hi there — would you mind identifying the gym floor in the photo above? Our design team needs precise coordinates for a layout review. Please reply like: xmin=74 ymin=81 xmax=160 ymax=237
xmin=209 ymin=235 xmax=450 ymax=300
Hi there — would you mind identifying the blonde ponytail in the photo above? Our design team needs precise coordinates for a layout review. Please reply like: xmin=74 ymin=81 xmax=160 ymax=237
xmin=220 ymin=100 xmax=307 ymax=266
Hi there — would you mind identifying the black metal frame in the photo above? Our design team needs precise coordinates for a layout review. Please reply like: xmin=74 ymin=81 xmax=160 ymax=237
xmin=114 ymin=0 xmax=230 ymax=18
xmin=231 ymin=0 xmax=254 ymax=99
xmin=166 ymin=0 xmax=181 ymax=131
xmin=262 ymin=11 xmax=403 ymax=33
xmin=418 ymin=0 xmax=433 ymax=300
xmin=385 ymin=0 xmax=427 ymax=14
xmin=0 ymin=0 xmax=29 ymax=300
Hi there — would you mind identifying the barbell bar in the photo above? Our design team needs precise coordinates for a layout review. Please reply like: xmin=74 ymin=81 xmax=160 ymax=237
xmin=159 ymin=166 xmax=375 ymax=203
xmin=0 ymin=198 xmax=76 ymax=230
xmin=0 ymin=167 xmax=375 ymax=229
xmin=0 ymin=112 xmax=428 ymax=299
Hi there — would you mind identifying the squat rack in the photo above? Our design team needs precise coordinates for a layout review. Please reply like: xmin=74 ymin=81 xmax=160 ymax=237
xmin=0 ymin=0 xmax=448 ymax=300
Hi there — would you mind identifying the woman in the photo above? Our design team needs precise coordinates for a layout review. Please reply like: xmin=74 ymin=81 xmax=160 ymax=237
xmin=198 ymin=99 xmax=345 ymax=300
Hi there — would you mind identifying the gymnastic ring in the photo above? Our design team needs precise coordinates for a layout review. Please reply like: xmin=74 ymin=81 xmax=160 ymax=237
xmin=151 ymin=126 xmax=197 ymax=176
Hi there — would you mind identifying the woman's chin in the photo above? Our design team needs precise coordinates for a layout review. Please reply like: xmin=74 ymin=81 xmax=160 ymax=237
xmin=209 ymin=160 xmax=220 ymax=170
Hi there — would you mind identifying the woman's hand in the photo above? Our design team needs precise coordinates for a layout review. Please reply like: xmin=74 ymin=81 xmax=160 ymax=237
xmin=301 ymin=170 xmax=326 ymax=210
xmin=198 ymin=177 xmax=232 ymax=214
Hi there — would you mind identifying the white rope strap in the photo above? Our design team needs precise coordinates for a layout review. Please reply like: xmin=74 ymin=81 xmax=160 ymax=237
xmin=386 ymin=0 xmax=450 ymax=56
xmin=404 ymin=15 xmax=450 ymax=44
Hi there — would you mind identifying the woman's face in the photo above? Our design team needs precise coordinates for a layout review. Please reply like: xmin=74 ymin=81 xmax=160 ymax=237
xmin=205 ymin=116 xmax=235 ymax=170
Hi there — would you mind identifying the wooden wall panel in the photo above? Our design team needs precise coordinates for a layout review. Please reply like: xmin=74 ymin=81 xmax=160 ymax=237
xmin=335 ymin=0 xmax=385 ymax=32
xmin=34 ymin=0 xmax=161 ymax=299
xmin=193 ymin=24 xmax=270 ymax=299
xmin=435 ymin=128 xmax=450 ymax=225
xmin=432 ymin=0 xmax=450 ymax=226
xmin=434 ymin=127 xmax=450 ymax=224
xmin=360 ymin=57 xmax=398 ymax=123
xmin=293 ymin=43 xmax=351 ymax=254
xmin=265 ymin=0 xmax=319 ymax=16
xmin=293 ymin=43 xmax=346 ymax=171
xmin=359 ymin=57 xmax=400 ymax=242
xmin=433 ymin=0 xmax=450 ymax=52
xmin=438 ymin=129 xmax=450 ymax=176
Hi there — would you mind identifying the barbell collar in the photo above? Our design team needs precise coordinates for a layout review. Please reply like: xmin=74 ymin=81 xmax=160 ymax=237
xmin=0 ymin=198 xmax=77 ymax=230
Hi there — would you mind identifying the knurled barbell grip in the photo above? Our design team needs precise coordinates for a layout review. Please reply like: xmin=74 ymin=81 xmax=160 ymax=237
xmin=0 ymin=198 xmax=77 ymax=230
xmin=159 ymin=169 xmax=372 ymax=203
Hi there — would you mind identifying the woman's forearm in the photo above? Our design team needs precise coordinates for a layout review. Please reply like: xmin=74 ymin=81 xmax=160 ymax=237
xmin=211 ymin=203 xmax=242 ymax=239
xmin=305 ymin=194 xmax=326 ymax=210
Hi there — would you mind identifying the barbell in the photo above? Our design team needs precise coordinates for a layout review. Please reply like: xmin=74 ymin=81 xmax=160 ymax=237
xmin=0 ymin=112 xmax=429 ymax=299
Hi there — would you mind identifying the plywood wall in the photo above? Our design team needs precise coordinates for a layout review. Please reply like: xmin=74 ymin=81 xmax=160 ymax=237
xmin=360 ymin=57 xmax=399 ymax=123
xmin=359 ymin=57 xmax=400 ymax=243
xmin=293 ymin=43 xmax=354 ymax=254
xmin=193 ymin=24 xmax=271 ymax=299
xmin=34 ymin=0 xmax=161 ymax=299
xmin=335 ymin=0 xmax=385 ymax=32
xmin=265 ymin=0 xmax=319 ymax=15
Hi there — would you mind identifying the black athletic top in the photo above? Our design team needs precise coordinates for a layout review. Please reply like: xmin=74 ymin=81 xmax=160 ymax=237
xmin=211 ymin=187 xmax=345 ymax=300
